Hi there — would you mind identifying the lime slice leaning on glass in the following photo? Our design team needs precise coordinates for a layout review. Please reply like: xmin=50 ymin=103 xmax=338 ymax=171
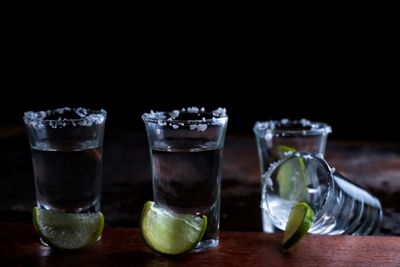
xmin=140 ymin=201 xmax=207 ymax=255
xmin=33 ymin=207 xmax=104 ymax=250
xmin=282 ymin=201 xmax=314 ymax=252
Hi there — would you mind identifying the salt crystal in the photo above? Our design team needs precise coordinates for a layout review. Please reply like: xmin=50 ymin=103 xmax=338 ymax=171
xmin=54 ymin=107 xmax=71 ymax=114
xmin=75 ymin=107 xmax=88 ymax=117
xmin=264 ymin=132 xmax=273 ymax=141
xmin=50 ymin=121 xmax=57 ymax=128
xmin=283 ymin=151 xmax=294 ymax=157
xmin=261 ymin=172 xmax=274 ymax=189
xmin=300 ymin=118 xmax=311 ymax=127
xmin=323 ymin=126 xmax=332 ymax=134
xmin=197 ymin=124 xmax=207 ymax=132
xmin=189 ymin=124 xmax=208 ymax=132
xmin=268 ymin=161 xmax=279 ymax=172
xmin=266 ymin=177 xmax=273 ymax=189
xmin=169 ymin=110 xmax=180 ymax=119
xmin=255 ymin=121 xmax=276 ymax=131
xmin=212 ymin=107 xmax=226 ymax=117
xmin=304 ymin=154 xmax=314 ymax=160
xmin=157 ymin=120 xmax=166 ymax=126
xmin=187 ymin=107 xmax=199 ymax=113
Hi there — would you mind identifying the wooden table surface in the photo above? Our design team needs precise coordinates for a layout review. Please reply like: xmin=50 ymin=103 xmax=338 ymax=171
xmin=0 ymin=223 xmax=399 ymax=267
xmin=1 ymin=129 xmax=400 ymax=266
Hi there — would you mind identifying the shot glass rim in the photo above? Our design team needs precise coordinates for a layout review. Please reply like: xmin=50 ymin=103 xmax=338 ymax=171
xmin=253 ymin=118 xmax=331 ymax=136
xmin=141 ymin=108 xmax=228 ymax=125
xmin=23 ymin=107 xmax=107 ymax=128
xmin=262 ymin=152 xmax=332 ymax=189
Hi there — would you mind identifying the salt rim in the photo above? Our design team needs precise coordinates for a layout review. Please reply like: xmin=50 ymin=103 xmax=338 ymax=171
xmin=253 ymin=118 xmax=332 ymax=136
xmin=23 ymin=107 xmax=107 ymax=129
xmin=142 ymin=107 xmax=227 ymax=132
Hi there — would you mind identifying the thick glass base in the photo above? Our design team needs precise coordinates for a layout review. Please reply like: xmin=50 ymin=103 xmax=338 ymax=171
xmin=261 ymin=207 xmax=281 ymax=233
xmin=192 ymin=239 xmax=219 ymax=253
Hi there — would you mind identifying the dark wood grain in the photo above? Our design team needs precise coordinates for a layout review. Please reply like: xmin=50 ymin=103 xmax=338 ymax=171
xmin=1 ymin=223 xmax=399 ymax=267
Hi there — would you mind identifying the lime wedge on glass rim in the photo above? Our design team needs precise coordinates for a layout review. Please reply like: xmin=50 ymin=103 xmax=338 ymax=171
xmin=139 ymin=201 xmax=207 ymax=255
xmin=283 ymin=201 xmax=314 ymax=252
xmin=277 ymin=145 xmax=307 ymax=200
xmin=33 ymin=207 xmax=104 ymax=250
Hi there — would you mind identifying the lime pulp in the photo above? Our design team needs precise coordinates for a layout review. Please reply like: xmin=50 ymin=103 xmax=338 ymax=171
xmin=33 ymin=207 xmax=104 ymax=250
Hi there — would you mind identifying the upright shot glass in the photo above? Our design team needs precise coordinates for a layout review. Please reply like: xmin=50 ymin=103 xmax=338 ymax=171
xmin=23 ymin=107 xmax=107 ymax=249
xmin=253 ymin=119 xmax=331 ymax=232
xmin=142 ymin=107 xmax=228 ymax=251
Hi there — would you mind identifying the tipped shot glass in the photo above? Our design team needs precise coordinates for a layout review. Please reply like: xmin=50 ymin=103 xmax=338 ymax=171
xmin=262 ymin=152 xmax=382 ymax=235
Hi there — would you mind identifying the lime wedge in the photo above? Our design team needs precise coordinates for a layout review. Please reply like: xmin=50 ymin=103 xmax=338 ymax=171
xmin=33 ymin=207 xmax=104 ymax=250
xmin=282 ymin=202 xmax=314 ymax=252
xmin=139 ymin=201 xmax=207 ymax=255
xmin=277 ymin=145 xmax=307 ymax=201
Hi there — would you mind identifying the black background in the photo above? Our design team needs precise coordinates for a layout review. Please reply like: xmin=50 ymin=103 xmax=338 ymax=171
xmin=1 ymin=14 xmax=397 ymax=142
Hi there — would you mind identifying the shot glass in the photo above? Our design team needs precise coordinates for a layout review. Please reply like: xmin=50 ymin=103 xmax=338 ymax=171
xmin=142 ymin=107 xmax=228 ymax=251
xmin=23 ymin=107 xmax=107 ymax=248
xmin=262 ymin=152 xmax=382 ymax=235
xmin=253 ymin=119 xmax=331 ymax=232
